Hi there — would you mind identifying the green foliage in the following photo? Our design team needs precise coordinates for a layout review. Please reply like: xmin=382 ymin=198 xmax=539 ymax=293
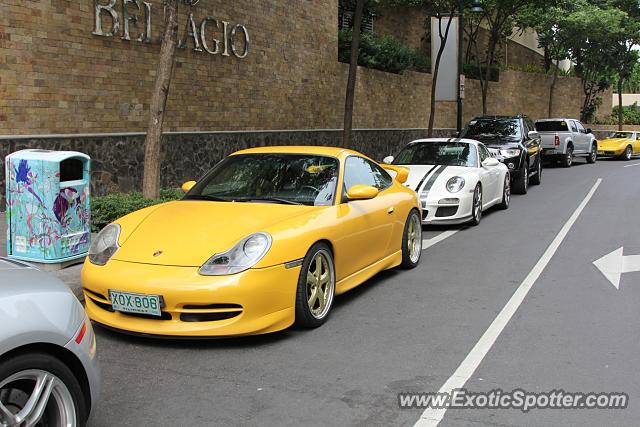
xmin=615 ymin=64 xmax=640 ymax=93
xmin=464 ymin=63 xmax=500 ymax=81
xmin=338 ymin=28 xmax=430 ymax=74
xmin=595 ymin=103 xmax=640 ymax=125
xmin=91 ymin=189 xmax=183 ymax=232
xmin=505 ymin=63 xmax=571 ymax=76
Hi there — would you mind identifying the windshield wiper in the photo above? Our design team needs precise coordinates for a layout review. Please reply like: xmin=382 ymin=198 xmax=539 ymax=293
xmin=245 ymin=197 xmax=303 ymax=205
xmin=183 ymin=194 xmax=233 ymax=202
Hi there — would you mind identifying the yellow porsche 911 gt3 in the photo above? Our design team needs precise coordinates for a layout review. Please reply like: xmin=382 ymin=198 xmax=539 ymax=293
xmin=82 ymin=146 xmax=422 ymax=337
xmin=597 ymin=131 xmax=640 ymax=160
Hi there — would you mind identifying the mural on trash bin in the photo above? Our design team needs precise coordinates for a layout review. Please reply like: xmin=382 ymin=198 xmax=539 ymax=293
xmin=5 ymin=153 xmax=91 ymax=262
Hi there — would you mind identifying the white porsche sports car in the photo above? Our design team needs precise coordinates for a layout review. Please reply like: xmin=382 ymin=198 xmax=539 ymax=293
xmin=383 ymin=138 xmax=510 ymax=225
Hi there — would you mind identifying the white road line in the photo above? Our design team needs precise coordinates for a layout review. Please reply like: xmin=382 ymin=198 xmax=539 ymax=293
xmin=422 ymin=230 xmax=460 ymax=251
xmin=415 ymin=178 xmax=603 ymax=427
xmin=623 ymin=162 xmax=640 ymax=168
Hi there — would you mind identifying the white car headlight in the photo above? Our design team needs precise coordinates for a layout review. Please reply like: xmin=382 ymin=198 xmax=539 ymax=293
xmin=88 ymin=224 xmax=121 ymax=265
xmin=199 ymin=232 xmax=272 ymax=276
xmin=500 ymin=149 xmax=521 ymax=157
xmin=446 ymin=176 xmax=465 ymax=193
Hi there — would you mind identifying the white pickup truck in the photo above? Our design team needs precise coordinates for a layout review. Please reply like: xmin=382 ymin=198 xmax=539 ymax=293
xmin=534 ymin=118 xmax=598 ymax=167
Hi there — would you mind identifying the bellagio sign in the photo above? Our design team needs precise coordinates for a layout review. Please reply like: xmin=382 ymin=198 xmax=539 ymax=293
xmin=91 ymin=0 xmax=250 ymax=58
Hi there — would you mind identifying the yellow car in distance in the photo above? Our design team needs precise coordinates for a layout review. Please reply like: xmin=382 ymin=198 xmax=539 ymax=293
xmin=597 ymin=131 xmax=640 ymax=160
xmin=82 ymin=146 xmax=422 ymax=337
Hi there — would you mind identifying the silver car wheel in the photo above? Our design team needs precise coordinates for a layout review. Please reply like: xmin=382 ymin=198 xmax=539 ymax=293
xmin=0 ymin=369 xmax=76 ymax=427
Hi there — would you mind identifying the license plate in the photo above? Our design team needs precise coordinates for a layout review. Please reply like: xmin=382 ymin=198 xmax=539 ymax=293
xmin=109 ymin=290 xmax=162 ymax=317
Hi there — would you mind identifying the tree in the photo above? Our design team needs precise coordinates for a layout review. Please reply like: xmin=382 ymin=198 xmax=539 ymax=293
xmin=343 ymin=0 xmax=366 ymax=148
xmin=142 ymin=0 xmax=179 ymax=199
xmin=517 ymin=0 xmax=573 ymax=117
xmin=384 ymin=0 xmax=458 ymax=137
xmin=340 ymin=0 xmax=380 ymax=147
xmin=562 ymin=1 xmax=626 ymax=122
xmin=474 ymin=0 xmax=536 ymax=114
xmin=423 ymin=1 xmax=458 ymax=137
xmin=609 ymin=0 xmax=640 ymax=129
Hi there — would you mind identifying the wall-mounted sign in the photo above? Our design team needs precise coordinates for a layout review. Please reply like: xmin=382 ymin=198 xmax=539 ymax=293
xmin=92 ymin=0 xmax=250 ymax=58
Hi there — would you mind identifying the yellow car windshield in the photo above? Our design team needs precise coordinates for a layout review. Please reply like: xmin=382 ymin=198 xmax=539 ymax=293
xmin=610 ymin=132 xmax=632 ymax=138
xmin=184 ymin=154 xmax=340 ymax=206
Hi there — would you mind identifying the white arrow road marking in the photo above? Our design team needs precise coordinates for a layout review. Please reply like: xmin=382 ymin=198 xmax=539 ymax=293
xmin=422 ymin=230 xmax=460 ymax=251
xmin=415 ymin=178 xmax=602 ymax=427
xmin=623 ymin=162 xmax=640 ymax=168
xmin=593 ymin=247 xmax=640 ymax=289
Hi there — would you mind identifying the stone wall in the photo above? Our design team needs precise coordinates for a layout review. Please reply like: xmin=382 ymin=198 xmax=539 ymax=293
xmin=374 ymin=5 xmax=428 ymax=53
xmin=0 ymin=128 xmax=455 ymax=204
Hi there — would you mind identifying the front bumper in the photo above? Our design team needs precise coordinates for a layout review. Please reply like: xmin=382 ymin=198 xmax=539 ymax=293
xmin=597 ymin=147 xmax=625 ymax=157
xmin=495 ymin=155 xmax=522 ymax=179
xmin=82 ymin=260 xmax=299 ymax=337
xmin=420 ymin=192 xmax=474 ymax=225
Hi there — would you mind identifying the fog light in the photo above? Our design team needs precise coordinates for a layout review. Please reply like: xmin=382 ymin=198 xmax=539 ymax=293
xmin=507 ymin=163 xmax=515 ymax=169
xmin=438 ymin=198 xmax=460 ymax=205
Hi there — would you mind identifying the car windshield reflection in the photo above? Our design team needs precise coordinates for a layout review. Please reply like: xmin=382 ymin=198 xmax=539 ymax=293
xmin=184 ymin=154 xmax=339 ymax=206
xmin=394 ymin=142 xmax=478 ymax=167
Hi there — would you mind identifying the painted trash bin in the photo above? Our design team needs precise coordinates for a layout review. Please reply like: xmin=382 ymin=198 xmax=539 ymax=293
xmin=5 ymin=150 xmax=91 ymax=263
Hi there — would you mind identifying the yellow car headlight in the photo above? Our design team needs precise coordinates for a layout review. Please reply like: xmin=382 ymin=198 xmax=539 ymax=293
xmin=88 ymin=224 xmax=121 ymax=265
xmin=199 ymin=232 xmax=272 ymax=276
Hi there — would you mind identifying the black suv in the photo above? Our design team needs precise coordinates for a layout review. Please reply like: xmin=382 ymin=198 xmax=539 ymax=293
xmin=461 ymin=115 xmax=542 ymax=194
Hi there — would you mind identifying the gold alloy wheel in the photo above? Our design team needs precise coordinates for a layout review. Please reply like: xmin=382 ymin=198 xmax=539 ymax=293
xmin=306 ymin=250 xmax=334 ymax=319
xmin=407 ymin=213 xmax=422 ymax=263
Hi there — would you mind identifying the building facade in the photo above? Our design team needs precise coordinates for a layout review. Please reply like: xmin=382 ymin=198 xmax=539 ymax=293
xmin=1 ymin=0 xmax=610 ymax=197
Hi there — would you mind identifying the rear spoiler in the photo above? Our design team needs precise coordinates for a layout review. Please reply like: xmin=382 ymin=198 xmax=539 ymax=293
xmin=380 ymin=164 xmax=409 ymax=184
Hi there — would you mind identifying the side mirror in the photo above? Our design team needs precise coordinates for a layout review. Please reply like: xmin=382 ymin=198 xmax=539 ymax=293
xmin=482 ymin=157 xmax=500 ymax=167
xmin=181 ymin=180 xmax=197 ymax=193
xmin=346 ymin=185 xmax=379 ymax=201
xmin=527 ymin=130 xmax=540 ymax=140
xmin=380 ymin=164 xmax=409 ymax=184
xmin=382 ymin=156 xmax=394 ymax=164
xmin=586 ymin=128 xmax=592 ymax=134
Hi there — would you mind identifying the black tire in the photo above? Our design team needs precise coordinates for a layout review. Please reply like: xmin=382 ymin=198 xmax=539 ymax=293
xmin=587 ymin=143 xmax=597 ymax=164
xmin=621 ymin=145 xmax=632 ymax=161
xmin=400 ymin=209 xmax=422 ymax=269
xmin=469 ymin=184 xmax=483 ymax=226
xmin=512 ymin=163 xmax=529 ymax=194
xmin=562 ymin=146 xmax=573 ymax=167
xmin=0 ymin=352 xmax=88 ymax=427
xmin=498 ymin=174 xmax=510 ymax=210
xmin=530 ymin=156 xmax=542 ymax=185
xmin=295 ymin=242 xmax=336 ymax=328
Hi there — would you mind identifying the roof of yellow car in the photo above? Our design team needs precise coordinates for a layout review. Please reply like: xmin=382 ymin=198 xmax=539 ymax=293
xmin=232 ymin=146 xmax=361 ymax=158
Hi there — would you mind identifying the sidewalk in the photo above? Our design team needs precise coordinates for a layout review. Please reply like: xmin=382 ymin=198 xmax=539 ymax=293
xmin=1 ymin=218 xmax=84 ymax=301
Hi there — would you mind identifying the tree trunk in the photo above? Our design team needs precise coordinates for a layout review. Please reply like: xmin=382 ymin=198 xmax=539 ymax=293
xmin=428 ymin=15 xmax=454 ymax=138
xmin=342 ymin=0 xmax=365 ymax=148
xmin=548 ymin=63 xmax=559 ymax=118
xmin=618 ymin=78 xmax=624 ymax=131
xmin=481 ymin=39 xmax=497 ymax=115
xmin=543 ymin=46 xmax=552 ymax=73
xmin=142 ymin=0 xmax=179 ymax=199
xmin=581 ymin=80 xmax=592 ymax=123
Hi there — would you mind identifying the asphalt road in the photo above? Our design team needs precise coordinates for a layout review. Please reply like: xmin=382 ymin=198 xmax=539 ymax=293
xmin=88 ymin=157 xmax=640 ymax=427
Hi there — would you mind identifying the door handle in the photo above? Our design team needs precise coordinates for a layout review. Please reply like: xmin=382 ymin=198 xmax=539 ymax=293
xmin=387 ymin=207 xmax=395 ymax=214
